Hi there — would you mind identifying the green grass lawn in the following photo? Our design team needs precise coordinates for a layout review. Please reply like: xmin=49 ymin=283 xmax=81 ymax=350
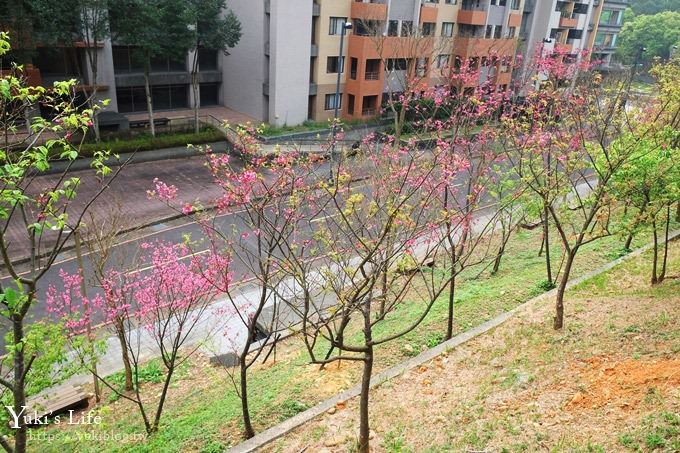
xmin=34 ymin=221 xmax=677 ymax=452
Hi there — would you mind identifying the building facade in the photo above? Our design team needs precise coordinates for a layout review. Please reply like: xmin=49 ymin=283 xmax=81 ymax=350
xmin=3 ymin=0 xmax=628 ymax=128
xmin=587 ymin=0 xmax=628 ymax=71
xmin=223 ymin=0 xmax=527 ymax=125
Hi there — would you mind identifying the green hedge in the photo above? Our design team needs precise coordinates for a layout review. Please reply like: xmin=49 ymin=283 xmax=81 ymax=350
xmin=75 ymin=128 xmax=226 ymax=157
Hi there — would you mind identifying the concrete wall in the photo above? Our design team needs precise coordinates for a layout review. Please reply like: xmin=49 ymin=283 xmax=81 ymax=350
xmin=222 ymin=0 xmax=267 ymax=122
xmin=389 ymin=0 xmax=418 ymax=21
xmin=268 ymin=0 xmax=313 ymax=126
xmin=89 ymin=39 xmax=118 ymax=112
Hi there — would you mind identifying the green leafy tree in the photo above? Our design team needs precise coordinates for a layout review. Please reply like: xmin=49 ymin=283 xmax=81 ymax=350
xmin=109 ymin=0 xmax=193 ymax=137
xmin=618 ymin=12 xmax=680 ymax=63
xmin=610 ymin=129 xmax=680 ymax=284
xmin=0 ymin=33 xmax=119 ymax=453
xmin=187 ymin=0 xmax=241 ymax=133
xmin=630 ymin=0 xmax=680 ymax=16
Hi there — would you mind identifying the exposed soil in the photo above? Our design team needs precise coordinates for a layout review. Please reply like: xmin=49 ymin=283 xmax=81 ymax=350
xmin=567 ymin=357 xmax=680 ymax=411
xmin=271 ymin=245 xmax=680 ymax=452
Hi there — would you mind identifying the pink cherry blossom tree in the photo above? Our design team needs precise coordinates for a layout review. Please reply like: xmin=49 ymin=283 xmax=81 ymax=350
xmin=499 ymin=49 xmax=675 ymax=329
xmin=48 ymin=241 xmax=231 ymax=435
xmin=150 ymin=129 xmax=322 ymax=439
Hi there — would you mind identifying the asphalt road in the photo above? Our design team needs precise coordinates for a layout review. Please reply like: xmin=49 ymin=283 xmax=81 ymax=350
xmin=0 ymin=150 xmax=479 ymax=346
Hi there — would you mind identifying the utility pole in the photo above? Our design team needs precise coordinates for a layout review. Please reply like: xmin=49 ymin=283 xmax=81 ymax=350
xmin=329 ymin=22 xmax=352 ymax=181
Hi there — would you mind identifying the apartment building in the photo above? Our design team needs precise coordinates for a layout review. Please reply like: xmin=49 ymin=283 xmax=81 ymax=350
xmin=225 ymin=0 xmax=526 ymax=125
xmin=519 ymin=0 xmax=597 ymax=70
xmin=587 ymin=0 xmax=629 ymax=70
xmin=4 ymin=0 xmax=627 ymax=129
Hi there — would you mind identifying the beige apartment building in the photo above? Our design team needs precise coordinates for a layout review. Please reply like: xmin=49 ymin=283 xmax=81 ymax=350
xmin=225 ymin=0 xmax=526 ymax=126
xmin=5 ymin=0 xmax=626 ymax=129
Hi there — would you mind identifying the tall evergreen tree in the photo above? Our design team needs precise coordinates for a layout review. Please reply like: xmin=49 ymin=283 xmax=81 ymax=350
xmin=109 ymin=0 xmax=193 ymax=137
xmin=187 ymin=0 xmax=241 ymax=133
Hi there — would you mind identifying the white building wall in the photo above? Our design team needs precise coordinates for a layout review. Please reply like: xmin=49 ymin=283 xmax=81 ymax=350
xmin=268 ymin=0 xmax=313 ymax=126
xmin=221 ymin=0 xmax=268 ymax=122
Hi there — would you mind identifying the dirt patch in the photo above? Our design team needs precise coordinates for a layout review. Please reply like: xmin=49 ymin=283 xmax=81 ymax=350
xmin=567 ymin=357 xmax=680 ymax=411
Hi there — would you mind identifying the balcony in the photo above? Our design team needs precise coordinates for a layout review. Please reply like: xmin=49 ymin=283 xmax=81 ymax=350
xmin=508 ymin=12 xmax=522 ymax=28
xmin=420 ymin=4 xmax=438 ymax=23
xmin=555 ymin=42 xmax=573 ymax=54
xmin=453 ymin=37 xmax=516 ymax=57
xmin=350 ymin=1 xmax=387 ymax=21
xmin=458 ymin=9 xmax=487 ymax=26
xmin=1 ymin=65 xmax=43 ymax=87
xmin=559 ymin=15 xmax=579 ymax=28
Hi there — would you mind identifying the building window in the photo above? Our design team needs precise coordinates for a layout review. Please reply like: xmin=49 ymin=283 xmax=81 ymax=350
xmin=500 ymin=56 xmax=511 ymax=72
xmin=329 ymin=17 xmax=348 ymax=35
xmin=511 ymin=0 xmax=520 ymax=9
xmin=324 ymin=93 xmax=342 ymax=110
xmin=507 ymin=26 xmax=516 ymax=38
xmin=422 ymin=22 xmax=436 ymax=36
xmin=594 ymin=32 xmax=617 ymax=48
xmin=388 ymin=20 xmax=399 ymax=36
xmin=401 ymin=21 xmax=413 ymax=37
xmin=327 ymin=56 xmax=344 ymax=74
xmin=416 ymin=58 xmax=428 ymax=77
xmin=150 ymin=54 xmax=185 ymax=73
xmin=445 ymin=0 xmax=457 ymax=4
xmin=365 ymin=59 xmax=381 ymax=80
xmin=348 ymin=94 xmax=355 ymax=115
xmin=442 ymin=22 xmax=455 ymax=37
xmin=350 ymin=57 xmax=358 ymax=79
xmin=494 ymin=26 xmax=502 ymax=39
xmin=151 ymin=84 xmax=188 ymax=110
xmin=386 ymin=58 xmax=408 ymax=71
xmin=200 ymin=83 xmax=220 ymax=106
xmin=116 ymin=84 xmax=188 ymax=113
xmin=485 ymin=25 xmax=493 ymax=39
xmin=112 ymin=46 xmax=145 ymax=74
xmin=599 ymin=10 xmax=622 ymax=26
xmin=198 ymin=48 xmax=218 ymax=71
xmin=436 ymin=54 xmax=450 ymax=68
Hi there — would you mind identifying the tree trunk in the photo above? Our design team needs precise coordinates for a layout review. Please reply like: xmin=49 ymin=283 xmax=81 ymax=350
xmin=379 ymin=266 xmax=387 ymax=317
xmin=90 ymin=81 xmax=101 ymax=143
xmin=143 ymin=62 xmax=156 ymax=138
xmin=676 ymin=201 xmax=680 ymax=223
xmin=150 ymin=360 xmax=176 ymax=434
xmin=660 ymin=206 xmax=671 ymax=282
xmin=554 ymin=251 xmax=575 ymax=330
xmin=492 ymin=225 xmax=508 ymax=274
xmin=116 ymin=323 xmax=134 ymax=392
xmin=446 ymin=264 xmax=456 ymax=341
xmin=239 ymin=356 xmax=255 ymax=439
xmin=238 ymin=322 xmax=257 ymax=440
xmin=624 ymin=231 xmax=634 ymax=251
xmin=12 ymin=313 xmax=27 ymax=453
xmin=543 ymin=204 xmax=553 ymax=284
xmin=191 ymin=49 xmax=200 ymax=134
xmin=358 ymin=300 xmax=374 ymax=453
xmin=651 ymin=220 xmax=659 ymax=285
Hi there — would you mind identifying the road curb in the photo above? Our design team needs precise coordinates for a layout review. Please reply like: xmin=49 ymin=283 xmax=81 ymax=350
xmin=226 ymin=229 xmax=680 ymax=453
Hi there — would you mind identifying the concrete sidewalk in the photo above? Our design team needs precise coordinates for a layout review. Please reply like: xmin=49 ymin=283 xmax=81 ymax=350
xmin=3 ymin=143 xmax=232 ymax=266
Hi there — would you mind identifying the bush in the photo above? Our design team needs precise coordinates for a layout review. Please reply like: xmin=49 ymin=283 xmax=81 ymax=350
xmin=20 ymin=127 xmax=227 ymax=162
xmin=77 ymin=128 xmax=225 ymax=157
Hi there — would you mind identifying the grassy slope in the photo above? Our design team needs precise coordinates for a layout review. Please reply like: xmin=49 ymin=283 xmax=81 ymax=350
xmin=34 ymin=223 xmax=674 ymax=452
xmin=273 ymin=241 xmax=680 ymax=452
